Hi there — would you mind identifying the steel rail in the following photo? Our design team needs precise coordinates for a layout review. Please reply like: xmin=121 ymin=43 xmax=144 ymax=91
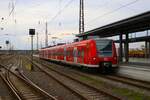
xmin=0 ymin=60 xmax=57 ymax=100
xmin=36 ymin=56 xmax=150 ymax=91
xmin=18 ymin=59 xmax=57 ymax=100
xmin=28 ymin=57 xmax=121 ymax=100
xmin=103 ymin=75 xmax=150 ymax=90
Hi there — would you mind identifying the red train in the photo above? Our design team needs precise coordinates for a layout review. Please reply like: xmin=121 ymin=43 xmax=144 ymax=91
xmin=39 ymin=38 xmax=118 ymax=72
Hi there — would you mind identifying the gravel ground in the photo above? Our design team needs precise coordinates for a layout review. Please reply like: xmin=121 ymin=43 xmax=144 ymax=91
xmin=38 ymin=59 xmax=150 ymax=100
xmin=49 ymin=62 xmax=150 ymax=95
xmin=21 ymin=58 xmax=81 ymax=100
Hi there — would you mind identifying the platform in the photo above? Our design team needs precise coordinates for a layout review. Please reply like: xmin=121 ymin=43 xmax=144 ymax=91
xmin=118 ymin=62 xmax=150 ymax=82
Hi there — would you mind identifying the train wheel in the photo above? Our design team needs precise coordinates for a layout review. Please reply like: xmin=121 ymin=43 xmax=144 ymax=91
xmin=98 ymin=64 xmax=107 ymax=74
xmin=99 ymin=63 xmax=112 ymax=74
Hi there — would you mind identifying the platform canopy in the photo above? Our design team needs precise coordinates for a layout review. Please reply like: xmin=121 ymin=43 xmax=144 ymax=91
xmin=77 ymin=11 xmax=150 ymax=38
xmin=114 ymin=36 xmax=150 ymax=43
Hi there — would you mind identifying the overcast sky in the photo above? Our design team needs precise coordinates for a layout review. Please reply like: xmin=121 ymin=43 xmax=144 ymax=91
xmin=0 ymin=0 xmax=150 ymax=50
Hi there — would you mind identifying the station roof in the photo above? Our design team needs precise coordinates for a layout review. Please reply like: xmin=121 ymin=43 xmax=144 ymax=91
xmin=114 ymin=36 xmax=150 ymax=43
xmin=77 ymin=11 xmax=150 ymax=38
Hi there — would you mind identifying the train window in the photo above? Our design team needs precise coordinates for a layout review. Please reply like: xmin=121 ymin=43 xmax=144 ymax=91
xmin=69 ymin=50 xmax=72 ymax=56
xmin=77 ymin=51 xmax=79 ymax=57
xmin=69 ymin=51 xmax=71 ymax=56
xmin=57 ymin=50 xmax=60 ymax=56
xmin=78 ymin=51 xmax=81 ymax=57
xmin=76 ymin=50 xmax=78 ymax=57
xmin=59 ymin=52 xmax=60 ymax=56
xmin=64 ymin=50 xmax=66 ymax=56
xmin=70 ymin=50 xmax=73 ymax=56
xmin=66 ymin=50 xmax=69 ymax=56
xmin=64 ymin=47 xmax=67 ymax=56
xmin=61 ymin=50 xmax=63 ymax=56
xmin=73 ymin=50 xmax=78 ymax=57
xmin=81 ymin=50 xmax=84 ymax=57
xmin=53 ymin=51 xmax=54 ymax=56
xmin=96 ymin=40 xmax=112 ymax=57
xmin=48 ymin=51 xmax=50 ymax=56
xmin=67 ymin=49 xmax=72 ymax=57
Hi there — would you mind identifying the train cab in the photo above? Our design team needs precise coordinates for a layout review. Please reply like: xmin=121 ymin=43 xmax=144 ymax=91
xmin=93 ymin=38 xmax=118 ymax=72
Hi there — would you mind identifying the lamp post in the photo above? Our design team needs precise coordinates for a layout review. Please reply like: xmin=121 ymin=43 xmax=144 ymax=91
xmin=29 ymin=29 xmax=35 ymax=70
xmin=0 ymin=46 xmax=2 ymax=51
xmin=5 ymin=40 xmax=9 ymax=54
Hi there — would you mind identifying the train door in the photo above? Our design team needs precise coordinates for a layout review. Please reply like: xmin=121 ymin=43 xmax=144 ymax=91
xmin=77 ymin=47 xmax=84 ymax=64
xmin=46 ymin=50 xmax=48 ymax=59
xmin=74 ymin=47 xmax=77 ymax=63
xmin=64 ymin=47 xmax=66 ymax=61
xmin=81 ymin=49 xmax=84 ymax=63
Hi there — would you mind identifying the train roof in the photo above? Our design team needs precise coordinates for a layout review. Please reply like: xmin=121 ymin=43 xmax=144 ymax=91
xmin=93 ymin=38 xmax=112 ymax=41
xmin=40 ymin=38 xmax=113 ymax=50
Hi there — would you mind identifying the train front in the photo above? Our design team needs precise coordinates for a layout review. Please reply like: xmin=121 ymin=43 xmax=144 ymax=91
xmin=95 ymin=39 xmax=118 ymax=72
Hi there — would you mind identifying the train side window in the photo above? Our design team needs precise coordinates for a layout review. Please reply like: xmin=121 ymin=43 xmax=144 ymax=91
xmin=73 ymin=49 xmax=77 ymax=57
xmin=66 ymin=50 xmax=69 ymax=56
xmin=66 ymin=50 xmax=68 ymax=56
xmin=69 ymin=51 xmax=71 ymax=56
xmin=69 ymin=49 xmax=73 ymax=56
xmin=76 ymin=50 xmax=78 ymax=57
xmin=48 ymin=51 xmax=50 ymax=56
xmin=64 ymin=48 xmax=66 ymax=56
xmin=70 ymin=50 xmax=73 ymax=56
xmin=81 ymin=49 xmax=84 ymax=57
xmin=60 ymin=50 xmax=61 ymax=56
xmin=78 ymin=51 xmax=81 ymax=57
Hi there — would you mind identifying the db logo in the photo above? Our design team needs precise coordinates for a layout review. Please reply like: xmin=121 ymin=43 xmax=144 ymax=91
xmin=104 ymin=58 xmax=108 ymax=61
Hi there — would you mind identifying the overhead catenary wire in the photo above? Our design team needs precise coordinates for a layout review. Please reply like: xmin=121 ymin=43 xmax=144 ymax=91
xmin=86 ymin=0 xmax=140 ymax=25
xmin=9 ymin=0 xmax=17 ymax=16
xmin=47 ymin=0 xmax=75 ymax=24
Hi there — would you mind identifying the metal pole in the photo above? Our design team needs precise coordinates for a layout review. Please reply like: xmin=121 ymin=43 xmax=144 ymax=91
xmin=145 ymin=41 xmax=148 ymax=58
xmin=37 ymin=32 xmax=39 ymax=50
xmin=29 ymin=28 xmax=35 ymax=70
xmin=45 ymin=22 xmax=48 ymax=47
xmin=79 ymin=0 xmax=84 ymax=34
xmin=149 ymin=41 xmax=150 ymax=58
xmin=31 ymin=35 xmax=33 ymax=70
xmin=147 ymin=30 xmax=149 ymax=58
xmin=119 ymin=34 xmax=123 ymax=63
xmin=125 ymin=33 xmax=129 ymax=62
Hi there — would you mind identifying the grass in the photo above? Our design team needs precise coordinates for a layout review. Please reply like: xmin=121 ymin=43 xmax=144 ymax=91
xmin=79 ymin=75 xmax=150 ymax=100
xmin=43 ymin=60 xmax=150 ymax=99
xmin=79 ymin=75 xmax=104 ymax=86
xmin=112 ymin=88 xmax=150 ymax=100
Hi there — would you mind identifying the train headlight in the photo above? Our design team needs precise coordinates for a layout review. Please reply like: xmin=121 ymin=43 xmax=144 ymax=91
xmin=93 ymin=57 xmax=96 ymax=60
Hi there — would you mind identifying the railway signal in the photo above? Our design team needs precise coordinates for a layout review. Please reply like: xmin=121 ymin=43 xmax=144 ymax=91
xmin=5 ymin=40 xmax=9 ymax=50
xmin=5 ymin=40 xmax=9 ymax=45
xmin=29 ymin=29 xmax=35 ymax=70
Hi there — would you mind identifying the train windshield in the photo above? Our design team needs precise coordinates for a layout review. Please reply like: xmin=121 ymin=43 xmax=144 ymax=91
xmin=96 ymin=40 xmax=112 ymax=57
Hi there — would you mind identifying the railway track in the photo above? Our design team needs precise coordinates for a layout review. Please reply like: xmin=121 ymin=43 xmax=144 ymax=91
xmin=0 ymin=55 xmax=15 ymax=65
xmin=62 ymin=67 xmax=150 ymax=91
xmin=22 ymin=57 xmax=83 ymax=100
xmin=36 ymin=57 xmax=150 ymax=91
xmin=0 ymin=57 xmax=57 ymax=100
xmin=26 ymin=57 xmax=121 ymax=100
xmin=103 ymin=74 xmax=150 ymax=90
